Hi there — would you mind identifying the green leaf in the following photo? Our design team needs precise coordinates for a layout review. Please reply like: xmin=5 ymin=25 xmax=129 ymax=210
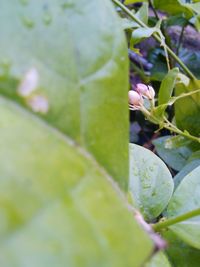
xmin=153 ymin=68 xmax=179 ymax=120
xmin=0 ymin=0 xmax=154 ymax=265
xmin=166 ymin=166 xmax=200 ymax=249
xmin=0 ymin=0 xmax=129 ymax=189
xmin=0 ymin=98 xmax=153 ymax=267
xmin=121 ymin=3 xmax=149 ymax=30
xmin=131 ymin=27 xmax=157 ymax=46
xmin=188 ymin=150 xmax=200 ymax=162
xmin=158 ymin=68 xmax=179 ymax=106
xmin=125 ymin=0 xmax=147 ymax=4
xmin=153 ymin=136 xmax=192 ymax=171
xmin=175 ymin=80 xmax=200 ymax=137
xmin=166 ymin=15 xmax=188 ymax=27
xmin=136 ymin=2 xmax=149 ymax=25
xmin=174 ymin=159 xmax=200 ymax=190
xmin=161 ymin=135 xmax=192 ymax=149
xmin=129 ymin=144 xmax=173 ymax=221
xmin=145 ymin=251 xmax=171 ymax=267
xmin=163 ymin=230 xmax=200 ymax=267
xmin=122 ymin=3 xmax=149 ymax=30
xmin=153 ymin=0 xmax=193 ymax=18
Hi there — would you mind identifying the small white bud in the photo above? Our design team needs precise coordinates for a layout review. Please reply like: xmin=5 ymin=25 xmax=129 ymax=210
xmin=128 ymin=90 xmax=143 ymax=110
xmin=148 ymin=86 xmax=155 ymax=100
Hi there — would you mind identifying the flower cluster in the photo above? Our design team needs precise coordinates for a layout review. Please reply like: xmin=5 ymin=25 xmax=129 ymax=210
xmin=129 ymin=83 xmax=155 ymax=110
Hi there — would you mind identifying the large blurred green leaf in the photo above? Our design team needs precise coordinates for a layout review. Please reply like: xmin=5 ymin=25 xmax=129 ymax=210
xmin=0 ymin=0 xmax=154 ymax=266
xmin=0 ymin=0 xmax=129 ymax=189
xmin=166 ymin=166 xmax=200 ymax=249
xmin=0 ymin=98 xmax=153 ymax=267
xmin=175 ymin=80 xmax=200 ymax=137
xmin=129 ymin=144 xmax=173 ymax=221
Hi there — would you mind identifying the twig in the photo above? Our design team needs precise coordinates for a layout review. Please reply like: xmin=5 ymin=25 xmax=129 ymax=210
xmin=112 ymin=0 xmax=197 ymax=80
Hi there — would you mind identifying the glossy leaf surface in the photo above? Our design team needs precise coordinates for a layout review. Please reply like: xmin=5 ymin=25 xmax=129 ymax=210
xmin=153 ymin=136 xmax=191 ymax=171
xmin=129 ymin=144 xmax=173 ymax=221
xmin=0 ymin=0 xmax=129 ymax=189
xmin=166 ymin=166 xmax=200 ymax=249
xmin=0 ymin=1 xmax=154 ymax=266
xmin=175 ymin=80 xmax=200 ymax=137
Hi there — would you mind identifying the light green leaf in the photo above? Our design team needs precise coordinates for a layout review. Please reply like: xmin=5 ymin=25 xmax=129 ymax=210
xmin=163 ymin=230 xmax=200 ymax=267
xmin=161 ymin=135 xmax=192 ymax=149
xmin=174 ymin=159 xmax=200 ymax=189
xmin=131 ymin=27 xmax=157 ymax=46
xmin=0 ymin=0 xmax=154 ymax=266
xmin=153 ymin=136 xmax=192 ymax=171
xmin=122 ymin=3 xmax=149 ymax=30
xmin=145 ymin=251 xmax=171 ymax=267
xmin=0 ymin=98 xmax=153 ymax=267
xmin=153 ymin=68 xmax=179 ymax=120
xmin=158 ymin=68 xmax=179 ymax=106
xmin=175 ymin=80 xmax=200 ymax=137
xmin=153 ymin=0 xmax=193 ymax=18
xmin=136 ymin=2 xmax=149 ymax=25
xmin=166 ymin=166 xmax=200 ymax=249
xmin=129 ymin=144 xmax=173 ymax=221
xmin=0 ymin=0 xmax=129 ymax=189
xmin=125 ymin=0 xmax=147 ymax=4
xmin=131 ymin=18 xmax=161 ymax=47
xmin=187 ymin=150 xmax=200 ymax=163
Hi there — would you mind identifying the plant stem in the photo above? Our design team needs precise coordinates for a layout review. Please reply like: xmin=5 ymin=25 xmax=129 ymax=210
xmin=176 ymin=24 xmax=186 ymax=56
xmin=153 ymin=208 xmax=200 ymax=232
xmin=140 ymin=106 xmax=200 ymax=143
xmin=163 ymin=119 xmax=200 ymax=143
xmin=148 ymin=0 xmax=159 ymax=20
xmin=112 ymin=0 xmax=196 ymax=80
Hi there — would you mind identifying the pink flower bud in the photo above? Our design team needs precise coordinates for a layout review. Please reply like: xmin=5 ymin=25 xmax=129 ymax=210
xmin=128 ymin=90 xmax=143 ymax=109
xmin=135 ymin=83 xmax=148 ymax=95
xmin=136 ymin=83 xmax=155 ymax=100
xmin=148 ymin=86 xmax=155 ymax=100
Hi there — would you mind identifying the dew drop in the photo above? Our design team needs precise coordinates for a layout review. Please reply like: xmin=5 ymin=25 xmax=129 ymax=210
xmin=61 ymin=2 xmax=74 ymax=9
xmin=19 ymin=0 xmax=29 ymax=6
xmin=143 ymin=184 xmax=151 ymax=189
xmin=43 ymin=12 xmax=52 ymax=25
xmin=149 ymin=166 xmax=154 ymax=172
xmin=21 ymin=16 xmax=35 ymax=28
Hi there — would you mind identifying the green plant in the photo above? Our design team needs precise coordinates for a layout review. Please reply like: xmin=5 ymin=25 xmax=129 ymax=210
xmin=0 ymin=0 xmax=200 ymax=267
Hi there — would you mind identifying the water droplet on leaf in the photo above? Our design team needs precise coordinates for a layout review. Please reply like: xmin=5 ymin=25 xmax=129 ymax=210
xmin=21 ymin=16 xmax=34 ymax=28
xmin=43 ymin=12 xmax=52 ymax=25
xmin=19 ymin=0 xmax=29 ymax=6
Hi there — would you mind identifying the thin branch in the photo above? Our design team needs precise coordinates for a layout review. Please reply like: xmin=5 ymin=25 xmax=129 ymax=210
xmin=112 ymin=0 xmax=196 ymax=80
xmin=153 ymin=208 xmax=200 ymax=232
